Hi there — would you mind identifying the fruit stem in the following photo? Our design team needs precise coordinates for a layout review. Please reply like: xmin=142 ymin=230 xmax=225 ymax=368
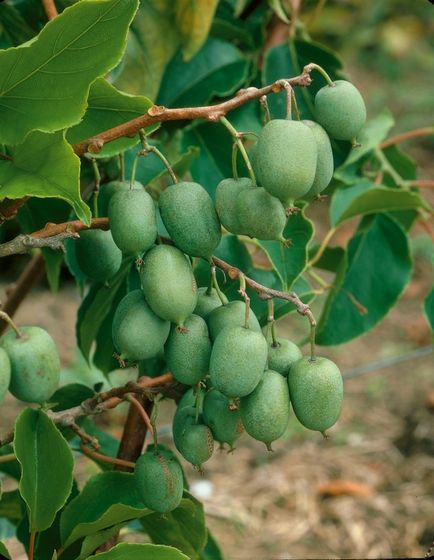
xmin=219 ymin=116 xmax=256 ymax=185
xmin=0 ymin=453 xmax=16 ymax=463
xmin=291 ymin=90 xmax=301 ymax=121
xmin=130 ymin=151 xmax=140 ymax=187
xmin=305 ymin=63 xmax=334 ymax=86
xmin=0 ymin=310 xmax=22 ymax=338
xmin=278 ymin=80 xmax=293 ymax=120
xmin=374 ymin=147 xmax=406 ymax=188
xmin=118 ymin=153 xmax=125 ymax=182
xmin=90 ymin=157 xmax=101 ymax=218
xmin=194 ymin=383 xmax=204 ymax=424
xmin=238 ymin=274 xmax=251 ymax=329
xmin=231 ymin=142 xmax=239 ymax=179
xmin=210 ymin=264 xmax=227 ymax=305
xmin=260 ymin=95 xmax=271 ymax=124
xmin=267 ymin=299 xmax=279 ymax=346
xmin=308 ymin=311 xmax=317 ymax=362
xmin=28 ymin=530 xmax=36 ymax=560
xmin=139 ymin=130 xmax=177 ymax=184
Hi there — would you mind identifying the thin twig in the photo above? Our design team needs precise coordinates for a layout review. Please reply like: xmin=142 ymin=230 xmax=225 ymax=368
xmin=0 ymin=453 xmax=16 ymax=463
xmin=125 ymin=394 xmax=155 ymax=439
xmin=409 ymin=180 xmax=434 ymax=189
xmin=380 ymin=127 xmax=434 ymax=149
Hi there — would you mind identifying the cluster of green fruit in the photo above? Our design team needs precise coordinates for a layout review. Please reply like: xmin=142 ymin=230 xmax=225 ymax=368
xmin=0 ymin=325 xmax=61 ymax=404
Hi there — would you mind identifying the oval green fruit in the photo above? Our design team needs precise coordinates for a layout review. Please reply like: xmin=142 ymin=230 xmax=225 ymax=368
xmin=159 ymin=181 xmax=221 ymax=259
xmin=203 ymin=389 xmax=243 ymax=448
xmin=173 ymin=405 xmax=197 ymax=452
xmin=0 ymin=348 xmax=11 ymax=402
xmin=138 ymin=351 xmax=166 ymax=378
xmin=140 ymin=245 xmax=198 ymax=327
xmin=177 ymin=388 xmax=196 ymax=410
xmin=254 ymin=120 xmax=317 ymax=205
xmin=98 ymin=180 xmax=142 ymax=216
xmin=210 ymin=326 xmax=267 ymax=397
xmin=194 ymin=287 xmax=228 ymax=318
xmin=0 ymin=326 xmax=60 ymax=403
xmin=240 ymin=369 xmax=290 ymax=449
xmin=288 ymin=356 xmax=343 ymax=433
xmin=268 ymin=337 xmax=302 ymax=377
xmin=112 ymin=290 xmax=170 ymax=362
xmin=75 ymin=229 xmax=122 ymax=283
xmin=135 ymin=450 xmax=183 ymax=513
xmin=177 ymin=423 xmax=214 ymax=468
xmin=165 ymin=314 xmax=211 ymax=385
xmin=302 ymin=120 xmax=334 ymax=198
xmin=215 ymin=177 xmax=253 ymax=234
xmin=236 ymin=187 xmax=287 ymax=241
xmin=109 ymin=188 xmax=157 ymax=256
xmin=315 ymin=80 xmax=367 ymax=141
xmin=207 ymin=300 xmax=261 ymax=341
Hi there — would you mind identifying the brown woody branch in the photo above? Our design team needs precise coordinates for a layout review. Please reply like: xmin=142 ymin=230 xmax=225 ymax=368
xmin=41 ymin=0 xmax=58 ymax=20
xmin=0 ymin=373 xmax=173 ymax=447
xmin=0 ymin=231 xmax=79 ymax=258
xmin=72 ymin=66 xmax=314 ymax=157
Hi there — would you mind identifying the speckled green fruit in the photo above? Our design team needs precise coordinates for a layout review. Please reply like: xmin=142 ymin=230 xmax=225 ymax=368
xmin=165 ymin=314 xmax=211 ymax=385
xmin=138 ymin=351 xmax=166 ymax=378
xmin=0 ymin=326 xmax=60 ymax=403
xmin=160 ymin=181 xmax=221 ymax=259
xmin=135 ymin=450 xmax=183 ymax=513
xmin=112 ymin=290 xmax=170 ymax=362
xmin=207 ymin=300 xmax=261 ymax=341
xmin=240 ymin=369 xmax=290 ymax=449
xmin=315 ymin=80 xmax=366 ymax=141
xmin=177 ymin=423 xmax=214 ymax=468
xmin=203 ymin=389 xmax=243 ymax=447
xmin=254 ymin=120 xmax=317 ymax=205
xmin=177 ymin=388 xmax=196 ymax=410
xmin=0 ymin=348 xmax=11 ymax=402
xmin=215 ymin=178 xmax=253 ymax=234
xmin=75 ymin=229 xmax=122 ymax=283
xmin=210 ymin=326 xmax=267 ymax=398
xmin=194 ymin=287 xmax=228 ymax=318
xmin=288 ymin=356 xmax=343 ymax=433
xmin=268 ymin=337 xmax=302 ymax=377
xmin=140 ymin=245 xmax=198 ymax=327
xmin=108 ymin=188 xmax=157 ymax=256
xmin=173 ymin=405 xmax=197 ymax=452
xmin=236 ymin=187 xmax=287 ymax=241
xmin=302 ymin=121 xmax=334 ymax=198
xmin=98 ymin=181 xmax=142 ymax=216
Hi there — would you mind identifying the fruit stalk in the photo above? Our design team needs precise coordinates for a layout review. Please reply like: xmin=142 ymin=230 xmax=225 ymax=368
xmin=139 ymin=130 xmax=177 ymax=184
xmin=220 ymin=116 xmax=256 ymax=184
xmin=0 ymin=310 xmax=22 ymax=338
xmin=305 ymin=63 xmax=334 ymax=86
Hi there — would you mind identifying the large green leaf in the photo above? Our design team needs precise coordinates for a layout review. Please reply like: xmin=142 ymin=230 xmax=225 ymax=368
xmin=176 ymin=0 xmax=219 ymax=60
xmin=424 ymin=286 xmax=434 ymax=333
xmin=0 ymin=541 xmax=11 ymax=559
xmin=182 ymin=122 xmax=233 ymax=196
xmin=67 ymin=78 xmax=157 ymax=158
xmin=0 ymin=0 xmax=138 ymax=145
xmin=76 ymin=260 xmax=132 ymax=363
xmin=316 ymin=214 xmax=412 ymax=345
xmin=115 ymin=0 xmax=180 ymax=99
xmin=141 ymin=492 xmax=207 ymax=560
xmin=342 ymin=109 xmax=395 ymax=167
xmin=200 ymin=530 xmax=224 ymax=560
xmin=14 ymin=409 xmax=74 ymax=532
xmin=85 ymin=542 xmax=189 ymax=560
xmin=0 ymin=131 xmax=90 ymax=224
xmin=256 ymin=204 xmax=314 ymax=290
xmin=158 ymin=37 xmax=250 ymax=107
xmin=77 ymin=524 xmax=124 ymax=560
xmin=330 ymin=180 xmax=431 ymax=226
xmin=60 ymin=471 xmax=152 ymax=548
